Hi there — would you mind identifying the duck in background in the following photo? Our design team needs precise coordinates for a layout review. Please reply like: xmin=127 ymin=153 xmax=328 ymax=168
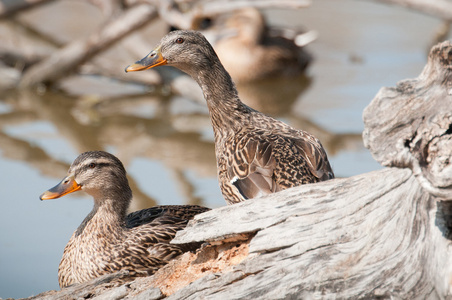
xmin=212 ymin=7 xmax=315 ymax=83
xmin=165 ymin=7 xmax=316 ymax=113
xmin=208 ymin=7 xmax=315 ymax=116
xmin=40 ymin=150 xmax=209 ymax=288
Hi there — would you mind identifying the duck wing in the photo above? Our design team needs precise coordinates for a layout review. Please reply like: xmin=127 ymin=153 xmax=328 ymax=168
xmin=293 ymin=137 xmax=335 ymax=181
xmin=227 ymin=139 xmax=279 ymax=200
xmin=227 ymin=134 xmax=334 ymax=201
xmin=125 ymin=205 xmax=210 ymax=261
xmin=125 ymin=205 xmax=210 ymax=229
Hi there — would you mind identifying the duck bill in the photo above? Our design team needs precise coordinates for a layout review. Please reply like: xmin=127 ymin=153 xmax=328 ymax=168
xmin=40 ymin=175 xmax=81 ymax=200
xmin=125 ymin=47 xmax=167 ymax=72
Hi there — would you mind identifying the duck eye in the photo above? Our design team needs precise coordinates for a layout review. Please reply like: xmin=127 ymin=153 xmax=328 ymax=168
xmin=88 ymin=163 xmax=96 ymax=169
xmin=175 ymin=37 xmax=184 ymax=44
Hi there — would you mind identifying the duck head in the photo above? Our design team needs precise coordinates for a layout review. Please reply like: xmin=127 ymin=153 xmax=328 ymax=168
xmin=125 ymin=30 xmax=221 ymax=77
xmin=40 ymin=151 xmax=132 ymax=206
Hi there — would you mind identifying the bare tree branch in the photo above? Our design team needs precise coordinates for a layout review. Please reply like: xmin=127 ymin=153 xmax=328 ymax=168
xmin=375 ymin=0 xmax=452 ymax=21
xmin=19 ymin=3 xmax=158 ymax=88
xmin=155 ymin=0 xmax=311 ymax=29
xmin=0 ymin=0 xmax=55 ymax=19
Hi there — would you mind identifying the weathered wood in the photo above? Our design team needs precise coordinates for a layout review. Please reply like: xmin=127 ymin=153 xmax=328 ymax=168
xmin=24 ymin=167 xmax=452 ymax=299
xmin=24 ymin=271 xmax=149 ymax=300
xmin=168 ymin=168 xmax=443 ymax=299
xmin=363 ymin=41 xmax=452 ymax=199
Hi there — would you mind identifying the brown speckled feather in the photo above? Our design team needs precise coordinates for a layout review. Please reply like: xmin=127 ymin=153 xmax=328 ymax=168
xmin=40 ymin=151 xmax=209 ymax=288
xmin=221 ymin=117 xmax=334 ymax=203
xmin=125 ymin=30 xmax=334 ymax=204
xmin=59 ymin=204 xmax=208 ymax=288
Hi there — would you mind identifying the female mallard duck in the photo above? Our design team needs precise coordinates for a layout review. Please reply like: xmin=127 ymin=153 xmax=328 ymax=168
xmin=125 ymin=30 xmax=334 ymax=205
xmin=40 ymin=151 xmax=209 ymax=288
xmin=213 ymin=7 xmax=312 ymax=83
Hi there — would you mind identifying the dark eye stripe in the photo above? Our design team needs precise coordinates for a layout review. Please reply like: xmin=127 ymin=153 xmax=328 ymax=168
xmin=80 ymin=162 xmax=111 ymax=174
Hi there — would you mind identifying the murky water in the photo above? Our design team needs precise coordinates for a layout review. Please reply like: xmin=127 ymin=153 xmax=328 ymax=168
xmin=0 ymin=0 xmax=448 ymax=298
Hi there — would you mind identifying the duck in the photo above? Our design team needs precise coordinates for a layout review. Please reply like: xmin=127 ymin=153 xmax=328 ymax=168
xmin=40 ymin=150 xmax=209 ymax=288
xmin=125 ymin=30 xmax=334 ymax=205
xmin=212 ymin=7 xmax=312 ymax=83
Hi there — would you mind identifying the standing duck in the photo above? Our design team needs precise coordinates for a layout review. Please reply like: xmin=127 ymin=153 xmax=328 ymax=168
xmin=125 ymin=30 xmax=334 ymax=205
xmin=40 ymin=151 xmax=209 ymax=288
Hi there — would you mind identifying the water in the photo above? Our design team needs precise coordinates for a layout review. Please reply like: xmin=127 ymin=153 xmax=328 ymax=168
xmin=0 ymin=0 xmax=448 ymax=298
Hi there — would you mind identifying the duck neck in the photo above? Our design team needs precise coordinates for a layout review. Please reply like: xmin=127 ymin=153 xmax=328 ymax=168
xmin=75 ymin=189 xmax=132 ymax=237
xmin=190 ymin=60 xmax=251 ymax=139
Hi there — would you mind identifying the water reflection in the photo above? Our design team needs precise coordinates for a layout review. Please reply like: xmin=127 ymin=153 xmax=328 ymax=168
xmin=236 ymin=74 xmax=311 ymax=115
xmin=1 ymin=88 xmax=219 ymax=209
xmin=0 ymin=72 xmax=363 ymax=208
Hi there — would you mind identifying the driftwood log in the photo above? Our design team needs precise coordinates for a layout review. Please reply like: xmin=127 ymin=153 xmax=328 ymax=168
xmin=363 ymin=41 xmax=452 ymax=200
xmin=24 ymin=42 xmax=452 ymax=300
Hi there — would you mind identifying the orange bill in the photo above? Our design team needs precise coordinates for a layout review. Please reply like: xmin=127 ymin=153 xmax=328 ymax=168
xmin=125 ymin=47 xmax=167 ymax=73
xmin=40 ymin=176 xmax=81 ymax=200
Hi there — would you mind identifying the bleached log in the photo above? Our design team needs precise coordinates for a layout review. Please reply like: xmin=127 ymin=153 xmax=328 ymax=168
xmin=23 ymin=167 xmax=452 ymax=299
xmin=363 ymin=41 xmax=452 ymax=199
xmin=167 ymin=168 xmax=447 ymax=299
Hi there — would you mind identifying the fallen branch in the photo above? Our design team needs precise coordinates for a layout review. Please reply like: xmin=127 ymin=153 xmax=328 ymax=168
xmin=19 ymin=3 xmax=158 ymax=87
xmin=154 ymin=0 xmax=311 ymax=29
xmin=0 ymin=0 xmax=55 ymax=19
xmin=375 ymin=0 xmax=452 ymax=21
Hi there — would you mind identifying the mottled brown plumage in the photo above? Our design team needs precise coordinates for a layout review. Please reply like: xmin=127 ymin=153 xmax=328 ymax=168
xmin=40 ymin=151 xmax=209 ymax=288
xmin=126 ymin=30 xmax=334 ymax=204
